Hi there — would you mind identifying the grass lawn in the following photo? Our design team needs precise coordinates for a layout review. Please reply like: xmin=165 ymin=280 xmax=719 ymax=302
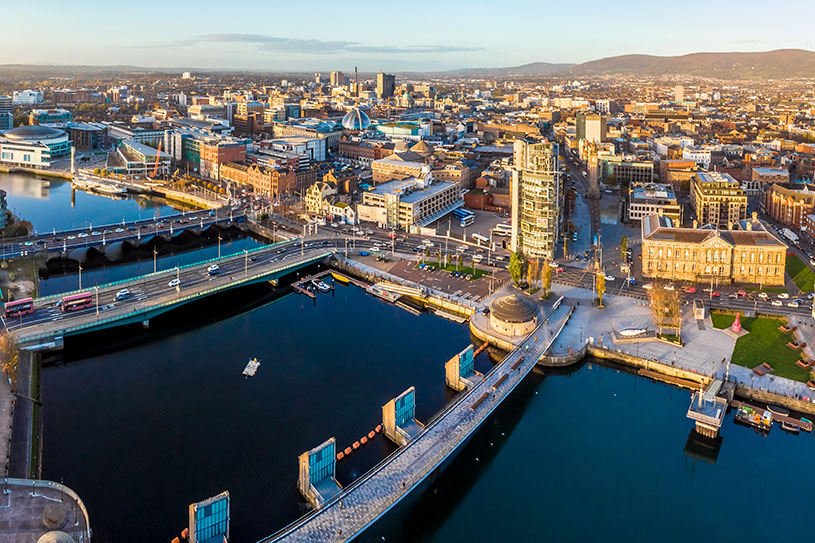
xmin=744 ymin=285 xmax=787 ymax=293
xmin=786 ymin=254 xmax=815 ymax=292
xmin=415 ymin=262 xmax=492 ymax=280
xmin=713 ymin=312 xmax=813 ymax=382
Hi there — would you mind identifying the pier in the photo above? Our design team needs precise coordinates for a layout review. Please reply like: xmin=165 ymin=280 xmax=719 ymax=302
xmin=259 ymin=301 xmax=572 ymax=543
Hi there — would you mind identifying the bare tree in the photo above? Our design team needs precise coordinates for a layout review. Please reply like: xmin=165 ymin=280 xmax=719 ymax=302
xmin=648 ymin=282 xmax=682 ymax=337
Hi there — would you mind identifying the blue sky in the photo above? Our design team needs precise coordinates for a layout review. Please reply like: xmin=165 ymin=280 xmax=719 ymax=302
xmin=5 ymin=0 xmax=815 ymax=71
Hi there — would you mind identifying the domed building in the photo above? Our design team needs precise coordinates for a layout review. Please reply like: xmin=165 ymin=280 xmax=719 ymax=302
xmin=342 ymin=107 xmax=371 ymax=131
xmin=0 ymin=125 xmax=71 ymax=167
xmin=489 ymin=293 xmax=539 ymax=337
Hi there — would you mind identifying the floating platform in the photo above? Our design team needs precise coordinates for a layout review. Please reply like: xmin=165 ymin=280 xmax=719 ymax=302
xmin=366 ymin=284 xmax=401 ymax=303
xmin=434 ymin=310 xmax=467 ymax=324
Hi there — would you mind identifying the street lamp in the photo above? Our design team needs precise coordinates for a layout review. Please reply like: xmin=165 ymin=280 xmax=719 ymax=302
xmin=244 ymin=249 xmax=249 ymax=278
xmin=218 ymin=233 xmax=222 ymax=258
xmin=78 ymin=264 xmax=82 ymax=291
xmin=94 ymin=286 xmax=99 ymax=316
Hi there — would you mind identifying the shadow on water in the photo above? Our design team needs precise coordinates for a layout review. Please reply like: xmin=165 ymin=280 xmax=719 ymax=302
xmin=683 ymin=429 xmax=723 ymax=464
xmin=357 ymin=369 xmax=547 ymax=543
xmin=46 ymin=263 xmax=327 ymax=365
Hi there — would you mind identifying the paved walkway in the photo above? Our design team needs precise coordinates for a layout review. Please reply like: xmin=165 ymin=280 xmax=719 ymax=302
xmin=262 ymin=305 xmax=572 ymax=542
xmin=551 ymin=284 xmax=815 ymax=403
xmin=0 ymin=368 xmax=12 ymax=476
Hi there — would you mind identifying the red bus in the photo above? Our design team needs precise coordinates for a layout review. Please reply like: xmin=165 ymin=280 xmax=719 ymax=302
xmin=4 ymin=297 xmax=34 ymax=318
xmin=60 ymin=292 xmax=93 ymax=313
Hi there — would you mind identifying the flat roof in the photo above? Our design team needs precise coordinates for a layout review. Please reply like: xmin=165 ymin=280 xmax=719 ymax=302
xmin=368 ymin=177 xmax=455 ymax=204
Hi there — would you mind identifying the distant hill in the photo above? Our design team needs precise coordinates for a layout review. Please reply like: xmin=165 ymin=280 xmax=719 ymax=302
xmin=443 ymin=62 xmax=575 ymax=77
xmin=567 ymin=49 xmax=815 ymax=79
xmin=443 ymin=49 xmax=815 ymax=79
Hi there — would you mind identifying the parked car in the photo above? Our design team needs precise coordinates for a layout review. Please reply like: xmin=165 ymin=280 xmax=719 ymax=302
xmin=664 ymin=284 xmax=675 ymax=291
xmin=758 ymin=292 xmax=769 ymax=299
xmin=711 ymin=291 xmax=721 ymax=297
xmin=771 ymin=300 xmax=783 ymax=307
xmin=604 ymin=274 xmax=615 ymax=281
xmin=778 ymin=293 xmax=790 ymax=299
xmin=683 ymin=287 xmax=696 ymax=293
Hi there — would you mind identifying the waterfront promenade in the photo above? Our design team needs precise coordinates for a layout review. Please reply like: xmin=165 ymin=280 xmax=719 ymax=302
xmin=261 ymin=302 xmax=573 ymax=542
xmin=549 ymin=284 xmax=815 ymax=407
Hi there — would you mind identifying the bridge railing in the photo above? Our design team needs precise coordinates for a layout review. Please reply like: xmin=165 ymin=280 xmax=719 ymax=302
xmin=16 ymin=208 xmax=244 ymax=240
xmin=260 ymin=298 xmax=566 ymax=542
xmin=18 ymin=250 xmax=332 ymax=343
xmin=34 ymin=237 xmax=299 ymax=304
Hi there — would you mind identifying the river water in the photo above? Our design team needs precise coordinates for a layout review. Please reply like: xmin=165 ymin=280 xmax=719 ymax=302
xmin=40 ymin=280 xmax=814 ymax=543
xmin=0 ymin=171 xmax=176 ymax=232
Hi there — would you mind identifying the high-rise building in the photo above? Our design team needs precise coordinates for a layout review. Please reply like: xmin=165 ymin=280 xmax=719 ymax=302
xmin=575 ymin=112 xmax=606 ymax=143
xmin=0 ymin=95 xmax=12 ymax=131
xmin=690 ymin=171 xmax=747 ymax=229
xmin=510 ymin=138 xmax=563 ymax=261
xmin=376 ymin=72 xmax=396 ymax=100
xmin=330 ymin=71 xmax=344 ymax=86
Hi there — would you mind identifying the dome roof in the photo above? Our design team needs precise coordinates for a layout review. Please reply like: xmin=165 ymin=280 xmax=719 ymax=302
xmin=490 ymin=294 xmax=538 ymax=323
xmin=342 ymin=107 xmax=371 ymax=131
xmin=4 ymin=125 xmax=65 ymax=141
xmin=37 ymin=531 xmax=75 ymax=543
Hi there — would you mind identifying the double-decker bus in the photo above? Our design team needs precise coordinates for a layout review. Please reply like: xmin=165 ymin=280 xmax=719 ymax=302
xmin=60 ymin=292 xmax=93 ymax=313
xmin=453 ymin=208 xmax=475 ymax=227
xmin=4 ymin=297 xmax=34 ymax=318
xmin=492 ymin=223 xmax=512 ymax=237
xmin=471 ymin=233 xmax=490 ymax=246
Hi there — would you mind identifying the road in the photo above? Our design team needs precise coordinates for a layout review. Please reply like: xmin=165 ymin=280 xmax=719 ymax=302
xmin=1 ymin=207 xmax=244 ymax=259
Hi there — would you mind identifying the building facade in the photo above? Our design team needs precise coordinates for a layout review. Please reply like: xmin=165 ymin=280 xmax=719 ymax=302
xmin=628 ymin=183 xmax=682 ymax=224
xmin=510 ymin=138 xmax=562 ymax=260
xmin=691 ymin=172 xmax=747 ymax=228
xmin=763 ymin=184 xmax=815 ymax=228
xmin=376 ymin=72 xmax=396 ymax=99
xmin=0 ymin=95 xmax=11 ymax=131
xmin=641 ymin=214 xmax=786 ymax=286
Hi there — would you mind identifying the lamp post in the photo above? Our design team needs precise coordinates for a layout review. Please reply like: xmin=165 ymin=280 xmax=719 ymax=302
xmin=244 ymin=249 xmax=248 ymax=278
xmin=94 ymin=286 xmax=99 ymax=316
xmin=78 ymin=264 xmax=82 ymax=291
xmin=153 ymin=246 xmax=157 ymax=274
xmin=218 ymin=233 xmax=222 ymax=258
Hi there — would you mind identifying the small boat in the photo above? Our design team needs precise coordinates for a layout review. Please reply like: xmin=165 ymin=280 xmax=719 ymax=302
xmin=311 ymin=279 xmax=330 ymax=293
xmin=768 ymin=404 xmax=790 ymax=417
xmin=781 ymin=421 xmax=800 ymax=434
xmin=242 ymin=357 xmax=260 ymax=377
xmin=331 ymin=272 xmax=350 ymax=284
xmin=734 ymin=406 xmax=772 ymax=433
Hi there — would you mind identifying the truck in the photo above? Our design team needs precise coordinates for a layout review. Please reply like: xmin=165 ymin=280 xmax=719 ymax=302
xmin=782 ymin=228 xmax=799 ymax=243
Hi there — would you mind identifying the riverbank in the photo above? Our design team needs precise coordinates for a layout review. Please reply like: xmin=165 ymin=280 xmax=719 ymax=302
xmin=0 ymin=166 xmax=72 ymax=180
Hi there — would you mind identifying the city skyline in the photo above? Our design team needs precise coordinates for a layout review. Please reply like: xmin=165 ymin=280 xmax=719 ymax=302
xmin=5 ymin=0 xmax=815 ymax=71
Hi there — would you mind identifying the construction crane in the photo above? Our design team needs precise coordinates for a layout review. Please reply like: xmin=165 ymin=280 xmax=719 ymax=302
xmin=152 ymin=140 xmax=163 ymax=178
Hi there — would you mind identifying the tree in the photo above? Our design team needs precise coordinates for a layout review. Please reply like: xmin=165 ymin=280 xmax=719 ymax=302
xmin=542 ymin=261 xmax=552 ymax=294
xmin=93 ymin=168 xmax=101 ymax=176
xmin=100 ymin=168 xmax=108 ymax=177
xmin=620 ymin=236 xmax=628 ymax=261
xmin=509 ymin=252 xmax=525 ymax=286
xmin=527 ymin=259 xmax=539 ymax=288
xmin=0 ymin=332 xmax=20 ymax=391
xmin=596 ymin=273 xmax=606 ymax=307
xmin=648 ymin=283 xmax=682 ymax=337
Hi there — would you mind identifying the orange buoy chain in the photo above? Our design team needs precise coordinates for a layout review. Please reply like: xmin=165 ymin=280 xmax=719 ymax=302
xmin=335 ymin=424 xmax=383 ymax=460
xmin=473 ymin=342 xmax=490 ymax=357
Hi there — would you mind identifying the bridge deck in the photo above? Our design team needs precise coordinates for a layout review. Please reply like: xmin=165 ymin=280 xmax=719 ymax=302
xmin=11 ymin=244 xmax=333 ymax=345
xmin=262 ymin=302 xmax=573 ymax=542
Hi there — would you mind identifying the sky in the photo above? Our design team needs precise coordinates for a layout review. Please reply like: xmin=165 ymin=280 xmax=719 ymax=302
xmin=5 ymin=0 xmax=815 ymax=72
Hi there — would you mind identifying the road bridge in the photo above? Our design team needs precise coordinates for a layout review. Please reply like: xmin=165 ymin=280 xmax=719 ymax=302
xmin=259 ymin=300 xmax=574 ymax=543
xmin=2 ymin=207 xmax=245 ymax=259
xmin=8 ymin=239 xmax=335 ymax=350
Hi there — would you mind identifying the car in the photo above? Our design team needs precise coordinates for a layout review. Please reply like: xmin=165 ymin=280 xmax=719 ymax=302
xmin=78 ymin=232 xmax=89 ymax=238
xmin=115 ymin=228 xmax=124 ymax=233
xmin=808 ymin=292 xmax=815 ymax=300
xmin=67 ymin=235 xmax=76 ymax=240
xmin=23 ymin=241 xmax=33 ymax=246
xmin=683 ymin=287 xmax=696 ymax=293
xmin=495 ymin=255 xmax=505 ymax=261
xmin=711 ymin=291 xmax=721 ymax=297
xmin=728 ymin=293 xmax=739 ymax=299
xmin=643 ymin=283 xmax=653 ymax=290
xmin=54 ymin=237 xmax=62 ymax=242
xmin=92 ymin=231 xmax=101 ymax=236
xmin=604 ymin=274 xmax=615 ymax=281
xmin=139 ymin=225 xmax=147 ymax=229
xmin=249 ymin=256 xmax=257 ymax=262
xmin=115 ymin=289 xmax=130 ymax=301
xmin=663 ymin=284 xmax=675 ymax=291
xmin=209 ymin=211 xmax=216 ymax=217
xmin=556 ymin=267 xmax=564 ymax=272
xmin=793 ymin=298 xmax=805 ymax=305
xmin=465 ymin=274 xmax=473 ymax=280
xmin=168 ymin=278 xmax=181 ymax=287
xmin=735 ymin=290 xmax=746 ymax=297
xmin=771 ymin=300 xmax=783 ymax=307
xmin=103 ymin=229 xmax=111 ymax=234
xmin=758 ymin=292 xmax=769 ymax=299
xmin=127 ymin=226 xmax=136 ymax=231
xmin=207 ymin=264 xmax=220 ymax=275
xmin=548 ymin=262 xmax=559 ymax=268
xmin=36 ymin=239 xmax=46 ymax=245
xmin=457 ymin=245 xmax=468 ymax=252
xmin=627 ymin=277 xmax=636 ymax=285
xmin=778 ymin=293 xmax=790 ymax=299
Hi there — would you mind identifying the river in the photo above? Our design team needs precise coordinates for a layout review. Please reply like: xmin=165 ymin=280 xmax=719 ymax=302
xmin=40 ymin=280 xmax=814 ymax=543
xmin=0 ymin=171 xmax=176 ymax=232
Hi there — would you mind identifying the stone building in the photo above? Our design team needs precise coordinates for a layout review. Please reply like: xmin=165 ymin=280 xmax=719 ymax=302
xmin=641 ymin=214 xmax=786 ymax=286
xmin=690 ymin=171 xmax=747 ymax=228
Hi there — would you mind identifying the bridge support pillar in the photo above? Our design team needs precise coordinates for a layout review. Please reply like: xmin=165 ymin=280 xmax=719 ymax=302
xmin=142 ymin=319 xmax=150 ymax=329
xmin=297 ymin=437 xmax=342 ymax=509
xmin=445 ymin=345 xmax=482 ymax=392
xmin=382 ymin=386 xmax=424 ymax=447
